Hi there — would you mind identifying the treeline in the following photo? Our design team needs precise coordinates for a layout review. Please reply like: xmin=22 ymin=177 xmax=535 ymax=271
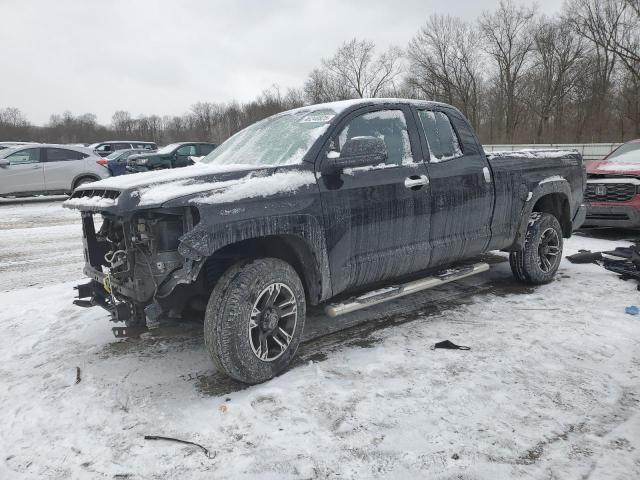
xmin=1 ymin=0 xmax=638 ymax=146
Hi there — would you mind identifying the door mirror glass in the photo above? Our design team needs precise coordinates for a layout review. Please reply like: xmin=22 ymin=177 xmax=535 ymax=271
xmin=323 ymin=136 xmax=387 ymax=175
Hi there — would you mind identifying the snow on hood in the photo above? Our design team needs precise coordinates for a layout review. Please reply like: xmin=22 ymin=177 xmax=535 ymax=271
xmin=84 ymin=163 xmax=257 ymax=190
xmin=63 ymin=196 xmax=117 ymax=209
xmin=194 ymin=170 xmax=316 ymax=204
xmin=588 ymin=160 xmax=640 ymax=174
xmin=136 ymin=169 xmax=316 ymax=206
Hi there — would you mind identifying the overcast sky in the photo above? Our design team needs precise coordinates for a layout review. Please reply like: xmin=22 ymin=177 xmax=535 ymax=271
xmin=0 ymin=0 xmax=564 ymax=125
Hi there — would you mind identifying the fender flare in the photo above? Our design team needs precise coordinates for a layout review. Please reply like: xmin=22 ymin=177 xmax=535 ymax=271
xmin=178 ymin=214 xmax=332 ymax=303
xmin=511 ymin=178 xmax=572 ymax=250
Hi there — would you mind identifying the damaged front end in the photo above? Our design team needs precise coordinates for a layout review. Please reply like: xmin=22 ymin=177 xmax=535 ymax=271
xmin=74 ymin=206 xmax=205 ymax=326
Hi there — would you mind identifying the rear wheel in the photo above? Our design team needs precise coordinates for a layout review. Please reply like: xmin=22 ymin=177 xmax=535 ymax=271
xmin=510 ymin=212 xmax=563 ymax=284
xmin=204 ymin=258 xmax=306 ymax=384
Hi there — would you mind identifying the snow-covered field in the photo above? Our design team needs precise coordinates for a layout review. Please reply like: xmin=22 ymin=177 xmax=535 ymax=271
xmin=0 ymin=198 xmax=639 ymax=479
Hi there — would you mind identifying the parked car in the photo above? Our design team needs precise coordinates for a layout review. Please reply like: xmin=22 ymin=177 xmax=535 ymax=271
xmin=90 ymin=141 xmax=157 ymax=157
xmin=583 ymin=139 xmax=640 ymax=229
xmin=64 ymin=99 xmax=585 ymax=384
xmin=102 ymin=148 xmax=157 ymax=176
xmin=0 ymin=144 xmax=109 ymax=197
xmin=126 ymin=142 xmax=217 ymax=172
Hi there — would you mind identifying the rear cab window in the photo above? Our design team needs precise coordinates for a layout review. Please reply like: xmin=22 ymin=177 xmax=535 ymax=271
xmin=417 ymin=110 xmax=463 ymax=162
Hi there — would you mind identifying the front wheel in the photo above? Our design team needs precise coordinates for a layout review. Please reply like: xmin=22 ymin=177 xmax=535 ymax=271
xmin=204 ymin=258 xmax=306 ymax=384
xmin=510 ymin=212 xmax=563 ymax=284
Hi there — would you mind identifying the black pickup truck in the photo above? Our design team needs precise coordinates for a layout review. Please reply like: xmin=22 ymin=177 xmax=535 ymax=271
xmin=64 ymin=99 xmax=586 ymax=384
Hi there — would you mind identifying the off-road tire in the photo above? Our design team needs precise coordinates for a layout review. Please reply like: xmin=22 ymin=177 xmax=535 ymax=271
xmin=510 ymin=212 xmax=563 ymax=284
xmin=204 ymin=258 xmax=306 ymax=384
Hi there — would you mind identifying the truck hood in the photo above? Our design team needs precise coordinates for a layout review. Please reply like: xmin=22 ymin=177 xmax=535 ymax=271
xmin=587 ymin=160 xmax=640 ymax=176
xmin=62 ymin=163 xmax=316 ymax=214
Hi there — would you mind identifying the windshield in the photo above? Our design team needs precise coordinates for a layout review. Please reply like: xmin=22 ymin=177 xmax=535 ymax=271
xmin=607 ymin=143 xmax=640 ymax=163
xmin=157 ymin=143 xmax=181 ymax=155
xmin=200 ymin=108 xmax=336 ymax=166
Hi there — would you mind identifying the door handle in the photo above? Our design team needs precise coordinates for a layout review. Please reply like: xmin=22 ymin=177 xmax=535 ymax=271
xmin=32 ymin=165 xmax=40 ymax=169
xmin=483 ymin=166 xmax=491 ymax=183
xmin=404 ymin=175 xmax=429 ymax=189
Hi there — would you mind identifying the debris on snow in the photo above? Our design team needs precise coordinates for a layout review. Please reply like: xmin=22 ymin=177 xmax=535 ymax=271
xmin=144 ymin=435 xmax=215 ymax=459
xmin=431 ymin=340 xmax=471 ymax=350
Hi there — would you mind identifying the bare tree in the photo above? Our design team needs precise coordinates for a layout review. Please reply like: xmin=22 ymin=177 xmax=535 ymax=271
xmin=567 ymin=0 xmax=639 ymax=81
xmin=190 ymin=102 xmax=222 ymax=141
xmin=525 ymin=18 xmax=585 ymax=142
xmin=111 ymin=110 xmax=133 ymax=137
xmin=480 ymin=0 xmax=537 ymax=142
xmin=321 ymin=39 xmax=403 ymax=98
xmin=407 ymin=14 xmax=484 ymax=127
xmin=304 ymin=68 xmax=353 ymax=103
xmin=0 ymin=107 xmax=31 ymax=141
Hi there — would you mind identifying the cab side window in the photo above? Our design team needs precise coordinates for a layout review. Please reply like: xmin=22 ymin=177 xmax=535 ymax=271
xmin=333 ymin=109 xmax=414 ymax=166
xmin=417 ymin=110 xmax=463 ymax=162
xmin=7 ymin=148 xmax=40 ymax=164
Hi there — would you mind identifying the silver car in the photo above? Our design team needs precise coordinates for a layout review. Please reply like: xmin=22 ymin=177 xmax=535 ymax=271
xmin=0 ymin=144 xmax=110 ymax=197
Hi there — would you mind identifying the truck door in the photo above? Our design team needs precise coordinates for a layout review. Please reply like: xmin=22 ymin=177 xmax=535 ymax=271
xmin=317 ymin=105 xmax=432 ymax=296
xmin=413 ymin=107 xmax=494 ymax=267
xmin=0 ymin=148 xmax=44 ymax=195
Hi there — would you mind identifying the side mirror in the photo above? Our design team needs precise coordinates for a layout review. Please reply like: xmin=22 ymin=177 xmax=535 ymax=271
xmin=0 ymin=159 xmax=9 ymax=167
xmin=322 ymin=136 xmax=387 ymax=175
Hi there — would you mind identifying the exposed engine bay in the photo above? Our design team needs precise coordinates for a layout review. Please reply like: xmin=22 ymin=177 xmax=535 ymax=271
xmin=75 ymin=207 xmax=205 ymax=326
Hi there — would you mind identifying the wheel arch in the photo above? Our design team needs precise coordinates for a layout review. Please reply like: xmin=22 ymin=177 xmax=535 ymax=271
xmin=179 ymin=215 xmax=332 ymax=305
xmin=509 ymin=179 xmax=573 ymax=250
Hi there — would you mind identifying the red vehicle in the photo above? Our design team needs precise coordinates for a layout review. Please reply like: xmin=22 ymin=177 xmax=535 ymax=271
xmin=584 ymin=139 xmax=640 ymax=229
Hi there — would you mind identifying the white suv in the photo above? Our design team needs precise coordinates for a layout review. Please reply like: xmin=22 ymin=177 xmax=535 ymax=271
xmin=0 ymin=144 xmax=110 ymax=197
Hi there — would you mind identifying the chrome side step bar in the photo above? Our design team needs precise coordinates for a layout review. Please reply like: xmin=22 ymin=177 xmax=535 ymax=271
xmin=324 ymin=262 xmax=490 ymax=317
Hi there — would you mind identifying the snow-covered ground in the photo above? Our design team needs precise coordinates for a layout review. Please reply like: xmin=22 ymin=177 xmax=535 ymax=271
xmin=0 ymin=197 xmax=83 ymax=290
xmin=0 ymin=199 xmax=639 ymax=479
